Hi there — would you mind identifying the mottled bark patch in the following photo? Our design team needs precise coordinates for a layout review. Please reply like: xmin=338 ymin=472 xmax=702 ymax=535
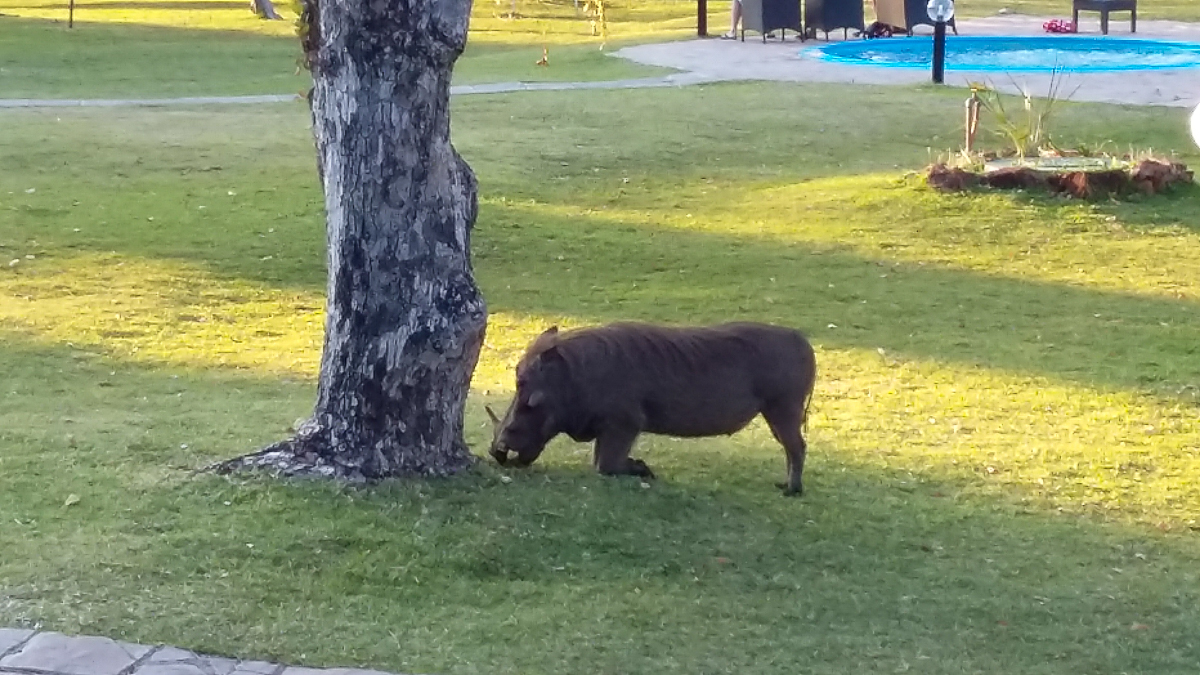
xmin=211 ymin=0 xmax=486 ymax=481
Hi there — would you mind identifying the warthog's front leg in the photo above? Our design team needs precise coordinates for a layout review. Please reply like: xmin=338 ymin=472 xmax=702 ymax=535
xmin=593 ymin=427 xmax=655 ymax=479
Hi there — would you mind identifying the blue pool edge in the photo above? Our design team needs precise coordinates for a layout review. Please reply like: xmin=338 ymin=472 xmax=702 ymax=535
xmin=800 ymin=35 xmax=1200 ymax=73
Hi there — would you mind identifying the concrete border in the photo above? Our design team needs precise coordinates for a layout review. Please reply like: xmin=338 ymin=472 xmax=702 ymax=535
xmin=612 ymin=14 xmax=1200 ymax=108
xmin=0 ymin=629 xmax=413 ymax=675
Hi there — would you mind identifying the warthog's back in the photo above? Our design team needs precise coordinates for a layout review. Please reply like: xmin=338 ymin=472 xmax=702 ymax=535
xmin=553 ymin=322 xmax=815 ymax=437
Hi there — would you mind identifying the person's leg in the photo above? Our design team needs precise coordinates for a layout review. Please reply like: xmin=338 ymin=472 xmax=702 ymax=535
xmin=724 ymin=0 xmax=742 ymax=37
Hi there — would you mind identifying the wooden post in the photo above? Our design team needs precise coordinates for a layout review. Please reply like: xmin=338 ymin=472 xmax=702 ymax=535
xmin=965 ymin=90 xmax=980 ymax=152
xmin=68 ymin=0 xmax=74 ymax=27
xmin=697 ymin=0 xmax=707 ymax=36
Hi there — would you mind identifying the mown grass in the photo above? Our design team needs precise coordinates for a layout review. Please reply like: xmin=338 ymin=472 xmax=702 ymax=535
xmin=5 ymin=0 xmax=1200 ymax=99
xmin=966 ymin=0 xmax=1200 ymax=21
xmin=0 ymin=0 xmax=688 ymax=98
xmin=2 ymin=78 xmax=1199 ymax=673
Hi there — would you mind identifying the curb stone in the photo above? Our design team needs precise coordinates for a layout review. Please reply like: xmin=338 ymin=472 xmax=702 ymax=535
xmin=0 ymin=630 xmax=413 ymax=675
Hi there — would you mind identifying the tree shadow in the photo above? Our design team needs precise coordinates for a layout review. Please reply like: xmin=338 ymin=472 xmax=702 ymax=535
xmin=3 ymin=167 xmax=1196 ymax=410
xmin=449 ymin=85 xmax=1199 ymax=196
xmin=1100 ymin=183 xmax=1200 ymax=234
xmin=0 ymin=333 xmax=1196 ymax=674
xmin=4 ymin=87 xmax=1198 ymax=406
xmin=419 ymin=458 xmax=1200 ymax=673
xmin=472 ymin=203 xmax=1200 ymax=405
xmin=985 ymin=176 xmax=1200 ymax=235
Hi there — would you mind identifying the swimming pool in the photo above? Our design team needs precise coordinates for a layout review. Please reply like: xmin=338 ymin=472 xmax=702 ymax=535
xmin=804 ymin=36 xmax=1200 ymax=73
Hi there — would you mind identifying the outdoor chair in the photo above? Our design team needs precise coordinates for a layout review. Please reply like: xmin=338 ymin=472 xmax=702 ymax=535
xmin=1072 ymin=0 xmax=1136 ymax=35
xmin=806 ymin=0 xmax=865 ymax=40
xmin=873 ymin=0 xmax=956 ymax=36
xmin=738 ymin=0 xmax=802 ymax=41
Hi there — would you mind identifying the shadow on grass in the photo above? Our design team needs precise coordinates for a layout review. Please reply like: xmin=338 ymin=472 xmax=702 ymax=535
xmin=3 ymin=87 xmax=1198 ymax=403
xmin=4 ymin=184 xmax=1197 ymax=407
xmin=0 ymin=333 xmax=1196 ymax=674
xmin=988 ymin=175 xmax=1200 ymax=235
xmin=472 ymin=204 xmax=1200 ymax=403
xmin=1100 ymin=184 xmax=1200 ymax=233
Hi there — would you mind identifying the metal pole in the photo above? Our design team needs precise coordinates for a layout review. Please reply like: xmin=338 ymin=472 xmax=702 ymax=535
xmin=68 ymin=0 xmax=75 ymax=27
xmin=697 ymin=0 xmax=708 ymax=36
xmin=932 ymin=20 xmax=945 ymax=84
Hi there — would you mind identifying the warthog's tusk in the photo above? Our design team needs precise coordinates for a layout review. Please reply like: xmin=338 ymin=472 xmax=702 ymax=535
xmin=485 ymin=404 xmax=501 ymax=426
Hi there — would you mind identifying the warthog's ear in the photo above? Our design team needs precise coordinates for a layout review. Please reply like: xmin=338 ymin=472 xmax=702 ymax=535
xmin=527 ymin=326 xmax=562 ymax=359
xmin=485 ymin=404 xmax=501 ymax=426
xmin=534 ymin=326 xmax=559 ymax=347
xmin=536 ymin=343 xmax=565 ymax=367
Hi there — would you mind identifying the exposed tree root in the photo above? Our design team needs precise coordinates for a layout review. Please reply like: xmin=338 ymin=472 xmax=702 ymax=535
xmin=201 ymin=419 xmax=366 ymax=481
xmin=201 ymin=418 xmax=479 ymax=483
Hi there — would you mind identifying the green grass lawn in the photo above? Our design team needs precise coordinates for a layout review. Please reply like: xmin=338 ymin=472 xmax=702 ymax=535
xmin=964 ymin=0 xmax=1200 ymax=21
xmin=0 ymin=0 xmax=686 ymax=99
xmin=6 ymin=0 xmax=1200 ymax=101
xmin=2 ymin=75 xmax=1200 ymax=673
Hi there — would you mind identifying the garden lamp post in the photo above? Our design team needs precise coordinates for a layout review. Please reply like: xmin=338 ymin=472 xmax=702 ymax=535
xmin=927 ymin=0 xmax=955 ymax=84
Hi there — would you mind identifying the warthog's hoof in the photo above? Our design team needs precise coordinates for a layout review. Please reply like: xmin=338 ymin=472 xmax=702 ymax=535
xmin=628 ymin=458 xmax=656 ymax=479
xmin=775 ymin=481 xmax=804 ymax=497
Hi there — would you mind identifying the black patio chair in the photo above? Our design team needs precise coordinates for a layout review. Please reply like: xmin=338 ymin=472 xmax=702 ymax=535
xmin=1073 ymin=0 xmax=1136 ymax=35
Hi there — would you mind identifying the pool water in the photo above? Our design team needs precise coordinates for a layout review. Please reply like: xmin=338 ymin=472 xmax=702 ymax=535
xmin=805 ymin=36 xmax=1200 ymax=72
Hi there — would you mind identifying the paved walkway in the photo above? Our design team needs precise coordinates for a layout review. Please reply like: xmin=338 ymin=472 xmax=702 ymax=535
xmin=0 ymin=628 xmax=403 ymax=675
xmin=613 ymin=15 xmax=1200 ymax=107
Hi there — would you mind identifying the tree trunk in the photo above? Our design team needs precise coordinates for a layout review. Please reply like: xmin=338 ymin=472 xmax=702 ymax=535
xmin=217 ymin=0 xmax=487 ymax=481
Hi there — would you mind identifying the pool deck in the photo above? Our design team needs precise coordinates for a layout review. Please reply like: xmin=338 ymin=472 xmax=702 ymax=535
xmin=613 ymin=14 xmax=1200 ymax=108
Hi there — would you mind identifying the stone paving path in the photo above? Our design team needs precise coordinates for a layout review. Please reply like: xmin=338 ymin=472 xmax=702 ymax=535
xmin=0 ymin=628 xmax=403 ymax=675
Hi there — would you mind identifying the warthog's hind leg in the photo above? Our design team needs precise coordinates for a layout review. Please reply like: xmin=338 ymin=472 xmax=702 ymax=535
xmin=594 ymin=428 xmax=654 ymax=479
xmin=627 ymin=457 xmax=656 ymax=479
xmin=763 ymin=403 xmax=807 ymax=497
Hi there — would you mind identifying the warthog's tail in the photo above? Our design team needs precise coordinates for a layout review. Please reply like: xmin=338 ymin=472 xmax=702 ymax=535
xmin=799 ymin=347 xmax=817 ymax=434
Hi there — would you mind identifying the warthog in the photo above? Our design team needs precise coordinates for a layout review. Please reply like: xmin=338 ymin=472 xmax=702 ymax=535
xmin=485 ymin=321 xmax=817 ymax=495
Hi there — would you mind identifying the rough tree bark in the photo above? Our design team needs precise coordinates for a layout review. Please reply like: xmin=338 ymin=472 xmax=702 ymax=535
xmin=217 ymin=0 xmax=487 ymax=481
